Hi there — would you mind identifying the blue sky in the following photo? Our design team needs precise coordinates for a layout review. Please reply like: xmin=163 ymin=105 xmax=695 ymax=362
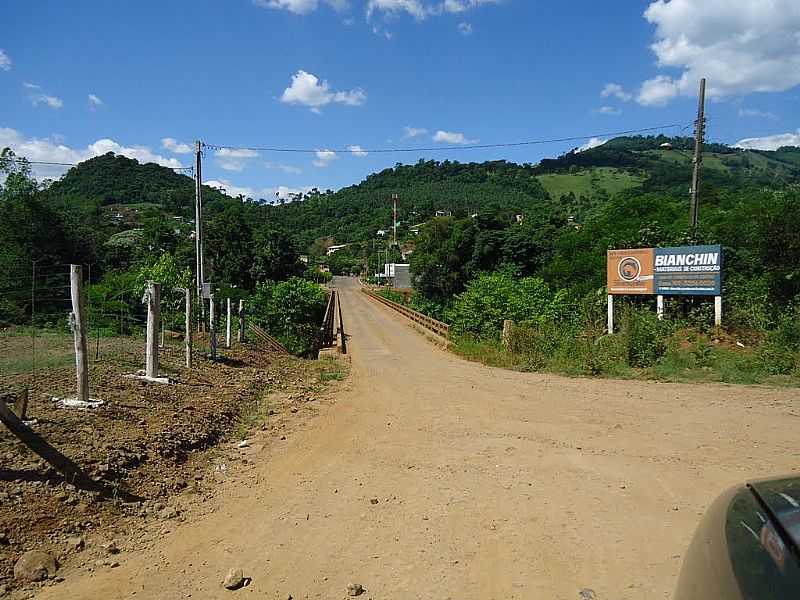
xmin=2 ymin=0 xmax=799 ymax=200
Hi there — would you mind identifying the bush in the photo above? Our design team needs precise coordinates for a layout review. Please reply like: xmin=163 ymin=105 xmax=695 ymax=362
xmin=448 ymin=271 xmax=568 ymax=339
xmin=619 ymin=306 xmax=672 ymax=368
xmin=757 ymin=307 xmax=800 ymax=375
xmin=249 ymin=277 xmax=328 ymax=356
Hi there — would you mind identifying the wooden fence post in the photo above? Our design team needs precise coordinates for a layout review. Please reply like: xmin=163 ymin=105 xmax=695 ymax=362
xmin=502 ymin=319 xmax=514 ymax=349
xmin=145 ymin=281 xmax=160 ymax=379
xmin=185 ymin=288 xmax=192 ymax=369
xmin=209 ymin=294 xmax=217 ymax=360
xmin=237 ymin=300 xmax=245 ymax=343
xmin=226 ymin=298 xmax=232 ymax=349
xmin=69 ymin=265 xmax=89 ymax=403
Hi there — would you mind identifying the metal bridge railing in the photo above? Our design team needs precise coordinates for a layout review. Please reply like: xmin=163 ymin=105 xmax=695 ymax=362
xmin=320 ymin=290 xmax=338 ymax=349
xmin=362 ymin=289 xmax=450 ymax=339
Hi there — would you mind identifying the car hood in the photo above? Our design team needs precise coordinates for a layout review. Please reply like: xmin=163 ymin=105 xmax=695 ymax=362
xmin=749 ymin=475 xmax=800 ymax=553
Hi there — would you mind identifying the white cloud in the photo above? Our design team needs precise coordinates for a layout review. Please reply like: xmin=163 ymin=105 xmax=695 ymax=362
xmin=738 ymin=107 xmax=777 ymax=120
xmin=253 ymin=0 xmax=347 ymax=15
xmin=30 ymin=93 xmax=63 ymax=109
xmin=205 ymin=179 xmax=257 ymax=199
xmin=22 ymin=82 xmax=39 ymax=89
xmin=442 ymin=0 xmax=498 ymax=12
xmin=313 ymin=149 xmax=338 ymax=167
xmin=265 ymin=161 xmax=303 ymax=174
xmin=348 ymin=145 xmax=368 ymax=157
xmin=267 ymin=185 xmax=316 ymax=201
xmin=214 ymin=147 xmax=260 ymax=172
xmin=636 ymin=0 xmax=800 ymax=105
xmin=600 ymin=83 xmax=632 ymax=102
xmin=88 ymin=94 xmax=103 ymax=109
xmin=162 ymin=137 xmax=193 ymax=154
xmin=595 ymin=105 xmax=622 ymax=116
xmin=734 ymin=129 xmax=800 ymax=151
xmin=457 ymin=22 xmax=472 ymax=35
xmin=637 ymin=75 xmax=680 ymax=107
xmin=280 ymin=70 xmax=366 ymax=112
xmin=403 ymin=126 xmax=428 ymax=138
xmin=0 ymin=127 xmax=183 ymax=180
xmin=433 ymin=130 xmax=478 ymax=145
xmin=577 ymin=137 xmax=608 ymax=152
xmin=0 ymin=49 xmax=11 ymax=71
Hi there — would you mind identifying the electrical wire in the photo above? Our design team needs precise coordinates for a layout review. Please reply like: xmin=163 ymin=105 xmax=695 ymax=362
xmin=203 ymin=123 xmax=689 ymax=155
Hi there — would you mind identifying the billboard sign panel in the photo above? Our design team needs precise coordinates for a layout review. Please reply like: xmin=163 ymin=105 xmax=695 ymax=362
xmin=608 ymin=244 xmax=722 ymax=296
xmin=607 ymin=248 xmax=655 ymax=295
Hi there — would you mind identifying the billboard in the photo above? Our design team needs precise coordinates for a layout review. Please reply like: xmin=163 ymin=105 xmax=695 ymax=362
xmin=608 ymin=244 xmax=722 ymax=296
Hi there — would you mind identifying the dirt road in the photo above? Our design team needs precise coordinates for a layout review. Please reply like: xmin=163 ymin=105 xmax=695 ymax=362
xmin=41 ymin=276 xmax=800 ymax=600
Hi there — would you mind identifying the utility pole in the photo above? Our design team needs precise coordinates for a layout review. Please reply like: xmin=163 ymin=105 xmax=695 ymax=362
xmin=690 ymin=78 xmax=706 ymax=239
xmin=194 ymin=140 xmax=205 ymax=328
xmin=391 ymin=193 xmax=399 ymax=247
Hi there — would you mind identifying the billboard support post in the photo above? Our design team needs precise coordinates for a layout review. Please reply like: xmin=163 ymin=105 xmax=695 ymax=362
xmin=657 ymin=295 xmax=664 ymax=320
xmin=714 ymin=296 xmax=722 ymax=327
xmin=607 ymin=295 xmax=614 ymax=334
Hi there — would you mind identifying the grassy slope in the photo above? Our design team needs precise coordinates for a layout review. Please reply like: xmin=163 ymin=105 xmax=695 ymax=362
xmin=537 ymin=167 xmax=645 ymax=199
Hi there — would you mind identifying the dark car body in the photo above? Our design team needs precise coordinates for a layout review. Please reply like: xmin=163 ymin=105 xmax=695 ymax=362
xmin=675 ymin=475 xmax=800 ymax=599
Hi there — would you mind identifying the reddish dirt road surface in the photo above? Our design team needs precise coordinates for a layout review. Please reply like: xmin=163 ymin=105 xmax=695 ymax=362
xmin=40 ymin=276 xmax=800 ymax=600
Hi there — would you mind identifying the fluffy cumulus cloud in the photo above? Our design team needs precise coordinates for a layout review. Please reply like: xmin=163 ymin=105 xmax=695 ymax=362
xmin=253 ymin=0 xmax=347 ymax=15
xmin=433 ymin=130 xmax=478 ymax=145
xmin=205 ymin=180 xmax=316 ymax=202
xmin=0 ymin=49 xmax=11 ymax=71
xmin=734 ymin=129 xmax=800 ymax=151
xmin=0 ymin=127 xmax=183 ymax=179
xmin=403 ymin=126 xmax=428 ymax=138
xmin=367 ymin=0 xmax=498 ymax=21
xmin=162 ymin=137 xmax=193 ymax=154
xmin=313 ymin=149 xmax=338 ymax=167
xmin=637 ymin=0 xmax=800 ymax=105
xmin=600 ymin=83 xmax=632 ymax=102
xmin=280 ymin=70 xmax=366 ymax=113
xmin=348 ymin=145 xmax=368 ymax=157
xmin=205 ymin=179 xmax=257 ymax=199
xmin=577 ymin=137 xmax=608 ymax=152
xmin=267 ymin=185 xmax=316 ymax=201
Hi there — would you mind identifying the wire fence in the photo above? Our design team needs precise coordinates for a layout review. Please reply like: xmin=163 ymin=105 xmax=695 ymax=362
xmin=0 ymin=263 xmax=245 ymax=402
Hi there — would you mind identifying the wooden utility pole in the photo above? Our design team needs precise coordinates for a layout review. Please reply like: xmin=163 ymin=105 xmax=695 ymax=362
xmin=225 ymin=298 xmax=232 ymax=349
xmin=69 ymin=265 xmax=89 ymax=403
xmin=194 ymin=140 xmax=205 ymax=329
xmin=690 ymin=78 xmax=706 ymax=238
xmin=185 ymin=288 xmax=192 ymax=369
xmin=237 ymin=299 xmax=245 ymax=343
xmin=145 ymin=281 xmax=161 ymax=379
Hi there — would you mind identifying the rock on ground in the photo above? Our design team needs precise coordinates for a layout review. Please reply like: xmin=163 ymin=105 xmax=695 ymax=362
xmin=223 ymin=568 xmax=245 ymax=590
xmin=13 ymin=550 xmax=58 ymax=583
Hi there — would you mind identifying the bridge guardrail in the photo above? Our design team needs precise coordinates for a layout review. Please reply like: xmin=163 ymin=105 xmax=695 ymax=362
xmin=362 ymin=289 xmax=450 ymax=339
xmin=248 ymin=323 xmax=290 ymax=354
xmin=320 ymin=290 xmax=337 ymax=349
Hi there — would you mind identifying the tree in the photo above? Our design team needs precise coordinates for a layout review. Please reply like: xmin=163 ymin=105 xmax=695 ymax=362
xmin=410 ymin=217 xmax=477 ymax=302
xmin=250 ymin=226 xmax=303 ymax=283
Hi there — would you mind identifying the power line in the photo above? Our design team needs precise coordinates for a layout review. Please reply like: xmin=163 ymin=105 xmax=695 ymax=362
xmin=203 ymin=123 xmax=688 ymax=155
xmin=7 ymin=159 xmax=194 ymax=172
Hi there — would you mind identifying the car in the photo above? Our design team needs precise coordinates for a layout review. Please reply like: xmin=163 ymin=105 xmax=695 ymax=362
xmin=674 ymin=475 xmax=800 ymax=599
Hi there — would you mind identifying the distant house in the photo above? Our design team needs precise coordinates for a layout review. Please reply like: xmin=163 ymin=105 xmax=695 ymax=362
xmin=660 ymin=142 xmax=673 ymax=151
xmin=326 ymin=244 xmax=349 ymax=256
xmin=376 ymin=229 xmax=388 ymax=237
xmin=435 ymin=210 xmax=452 ymax=217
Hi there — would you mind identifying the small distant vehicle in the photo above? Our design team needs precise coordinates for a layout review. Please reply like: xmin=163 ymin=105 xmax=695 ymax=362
xmin=675 ymin=475 xmax=800 ymax=599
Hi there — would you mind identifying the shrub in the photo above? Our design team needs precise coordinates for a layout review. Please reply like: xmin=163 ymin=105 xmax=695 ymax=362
xmin=619 ymin=306 xmax=672 ymax=367
xmin=249 ymin=277 xmax=327 ymax=356
xmin=448 ymin=271 xmax=567 ymax=339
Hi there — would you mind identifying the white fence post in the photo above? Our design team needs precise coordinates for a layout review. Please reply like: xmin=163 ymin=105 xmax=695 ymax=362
xmin=237 ymin=299 xmax=245 ymax=343
xmin=714 ymin=295 xmax=722 ymax=327
xmin=607 ymin=294 xmax=614 ymax=334
xmin=185 ymin=288 xmax=192 ymax=369
xmin=145 ymin=281 xmax=160 ymax=379
xmin=225 ymin=298 xmax=232 ymax=349
xmin=69 ymin=265 xmax=89 ymax=402
xmin=657 ymin=295 xmax=664 ymax=320
xmin=209 ymin=294 xmax=217 ymax=360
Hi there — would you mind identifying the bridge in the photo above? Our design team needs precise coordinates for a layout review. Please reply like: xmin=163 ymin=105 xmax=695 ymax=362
xmin=38 ymin=276 xmax=799 ymax=599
